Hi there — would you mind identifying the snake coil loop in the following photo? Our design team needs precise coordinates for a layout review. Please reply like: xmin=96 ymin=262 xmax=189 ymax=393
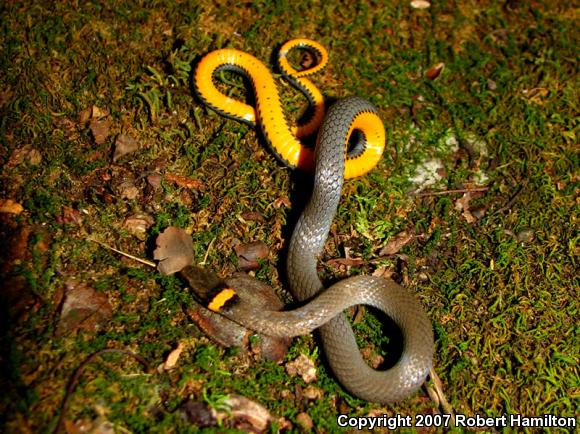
xmin=193 ymin=40 xmax=434 ymax=403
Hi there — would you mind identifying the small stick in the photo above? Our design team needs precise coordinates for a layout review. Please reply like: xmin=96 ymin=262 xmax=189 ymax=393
xmin=493 ymin=182 xmax=527 ymax=215
xmin=425 ymin=368 xmax=455 ymax=425
xmin=88 ymin=237 xmax=156 ymax=268
xmin=200 ymin=236 xmax=216 ymax=266
xmin=412 ymin=186 xmax=490 ymax=197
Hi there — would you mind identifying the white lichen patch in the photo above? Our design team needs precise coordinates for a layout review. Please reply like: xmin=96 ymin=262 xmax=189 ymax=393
xmin=408 ymin=159 xmax=444 ymax=190
xmin=405 ymin=129 xmax=490 ymax=191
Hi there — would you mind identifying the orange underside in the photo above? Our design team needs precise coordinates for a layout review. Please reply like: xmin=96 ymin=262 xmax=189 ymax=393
xmin=194 ymin=41 xmax=385 ymax=179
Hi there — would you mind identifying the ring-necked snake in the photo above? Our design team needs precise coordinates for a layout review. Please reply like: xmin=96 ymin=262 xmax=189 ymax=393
xmin=193 ymin=39 xmax=433 ymax=403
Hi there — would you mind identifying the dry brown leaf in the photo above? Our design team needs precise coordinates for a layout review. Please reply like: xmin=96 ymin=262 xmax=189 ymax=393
xmin=147 ymin=174 xmax=162 ymax=190
xmin=113 ymin=134 xmax=141 ymax=162
xmin=91 ymin=105 xmax=110 ymax=119
xmin=123 ymin=213 xmax=154 ymax=239
xmin=426 ymin=62 xmax=445 ymax=80
xmin=379 ymin=231 xmax=413 ymax=256
xmin=56 ymin=206 xmax=82 ymax=225
xmin=158 ymin=341 xmax=186 ymax=372
xmin=118 ymin=180 xmax=140 ymax=200
xmin=240 ymin=211 xmax=264 ymax=222
xmin=0 ymin=198 xmax=24 ymax=215
xmin=372 ymin=267 xmax=395 ymax=278
xmin=5 ymin=145 xmax=42 ymax=170
xmin=326 ymin=257 xmax=365 ymax=267
xmin=455 ymin=194 xmax=476 ymax=223
xmin=234 ymin=241 xmax=269 ymax=271
xmin=165 ymin=173 xmax=204 ymax=190
xmin=285 ymin=354 xmax=317 ymax=383
xmin=295 ymin=412 xmax=314 ymax=431
xmin=56 ymin=281 xmax=113 ymax=336
xmin=154 ymin=227 xmax=194 ymax=275
xmin=273 ymin=197 xmax=291 ymax=208
xmin=300 ymin=51 xmax=315 ymax=70
xmin=302 ymin=386 xmax=323 ymax=401
xmin=89 ymin=118 xmax=111 ymax=144
xmin=223 ymin=395 xmax=272 ymax=433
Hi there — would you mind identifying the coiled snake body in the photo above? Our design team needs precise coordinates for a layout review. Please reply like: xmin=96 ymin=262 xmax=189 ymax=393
xmin=194 ymin=40 xmax=433 ymax=403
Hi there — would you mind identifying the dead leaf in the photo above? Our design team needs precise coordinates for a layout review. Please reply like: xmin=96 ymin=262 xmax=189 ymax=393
xmin=89 ymin=118 xmax=111 ymax=144
xmin=285 ymin=354 xmax=317 ymax=383
xmin=302 ymin=386 xmax=323 ymax=400
xmin=455 ymin=194 xmax=476 ymax=223
xmin=113 ymin=134 xmax=141 ymax=162
xmin=240 ymin=211 xmax=264 ymax=222
xmin=410 ymin=0 xmax=431 ymax=9
xmin=154 ymin=227 xmax=194 ymax=275
xmin=91 ymin=105 xmax=110 ymax=119
xmin=426 ymin=62 xmax=445 ymax=80
xmin=223 ymin=395 xmax=272 ymax=433
xmin=372 ymin=267 xmax=395 ymax=278
xmin=5 ymin=145 xmax=42 ymax=170
xmin=0 ymin=198 xmax=24 ymax=215
xmin=300 ymin=51 xmax=314 ymax=70
xmin=295 ymin=412 xmax=313 ymax=431
xmin=118 ymin=180 xmax=140 ymax=200
xmin=326 ymin=257 xmax=365 ymax=267
xmin=78 ymin=107 xmax=92 ymax=125
xmin=55 ymin=206 xmax=82 ymax=225
xmin=523 ymin=87 xmax=549 ymax=104
xmin=147 ymin=174 xmax=162 ymax=190
xmin=56 ymin=281 xmax=113 ymax=336
xmin=361 ymin=346 xmax=384 ymax=369
xmin=379 ymin=231 xmax=413 ymax=256
xmin=123 ymin=213 xmax=154 ymax=239
xmin=273 ymin=197 xmax=291 ymax=208
xmin=165 ymin=173 xmax=204 ymax=190
xmin=158 ymin=341 xmax=186 ymax=372
xmin=234 ymin=241 xmax=269 ymax=271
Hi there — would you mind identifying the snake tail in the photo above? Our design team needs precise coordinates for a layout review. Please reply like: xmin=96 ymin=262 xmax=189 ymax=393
xmin=193 ymin=40 xmax=385 ymax=178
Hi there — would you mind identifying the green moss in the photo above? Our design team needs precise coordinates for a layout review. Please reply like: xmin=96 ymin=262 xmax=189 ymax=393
xmin=1 ymin=0 xmax=578 ymax=432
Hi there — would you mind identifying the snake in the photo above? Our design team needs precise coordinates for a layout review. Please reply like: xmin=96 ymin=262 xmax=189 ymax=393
xmin=193 ymin=39 xmax=433 ymax=403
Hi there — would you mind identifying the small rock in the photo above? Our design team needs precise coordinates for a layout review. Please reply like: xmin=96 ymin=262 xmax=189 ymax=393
xmin=181 ymin=401 xmax=217 ymax=428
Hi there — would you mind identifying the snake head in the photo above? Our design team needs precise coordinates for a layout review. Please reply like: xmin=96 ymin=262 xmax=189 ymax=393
xmin=179 ymin=265 xmax=241 ymax=312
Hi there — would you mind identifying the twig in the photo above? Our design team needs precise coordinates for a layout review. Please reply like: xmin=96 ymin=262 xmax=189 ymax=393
xmin=200 ymin=236 xmax=216 ymax=266
xmin=493 ymin=182 xmax=527 ymax=215
xmin=412 ymin=186 xmax=490 ymax=197
xmin=53 ymin=349 xmax=150 ymax=434
xmin=425 ymin=368 xmax=455 ymax=425
xmin=88 ymin=237 xmax=156 ymax=268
